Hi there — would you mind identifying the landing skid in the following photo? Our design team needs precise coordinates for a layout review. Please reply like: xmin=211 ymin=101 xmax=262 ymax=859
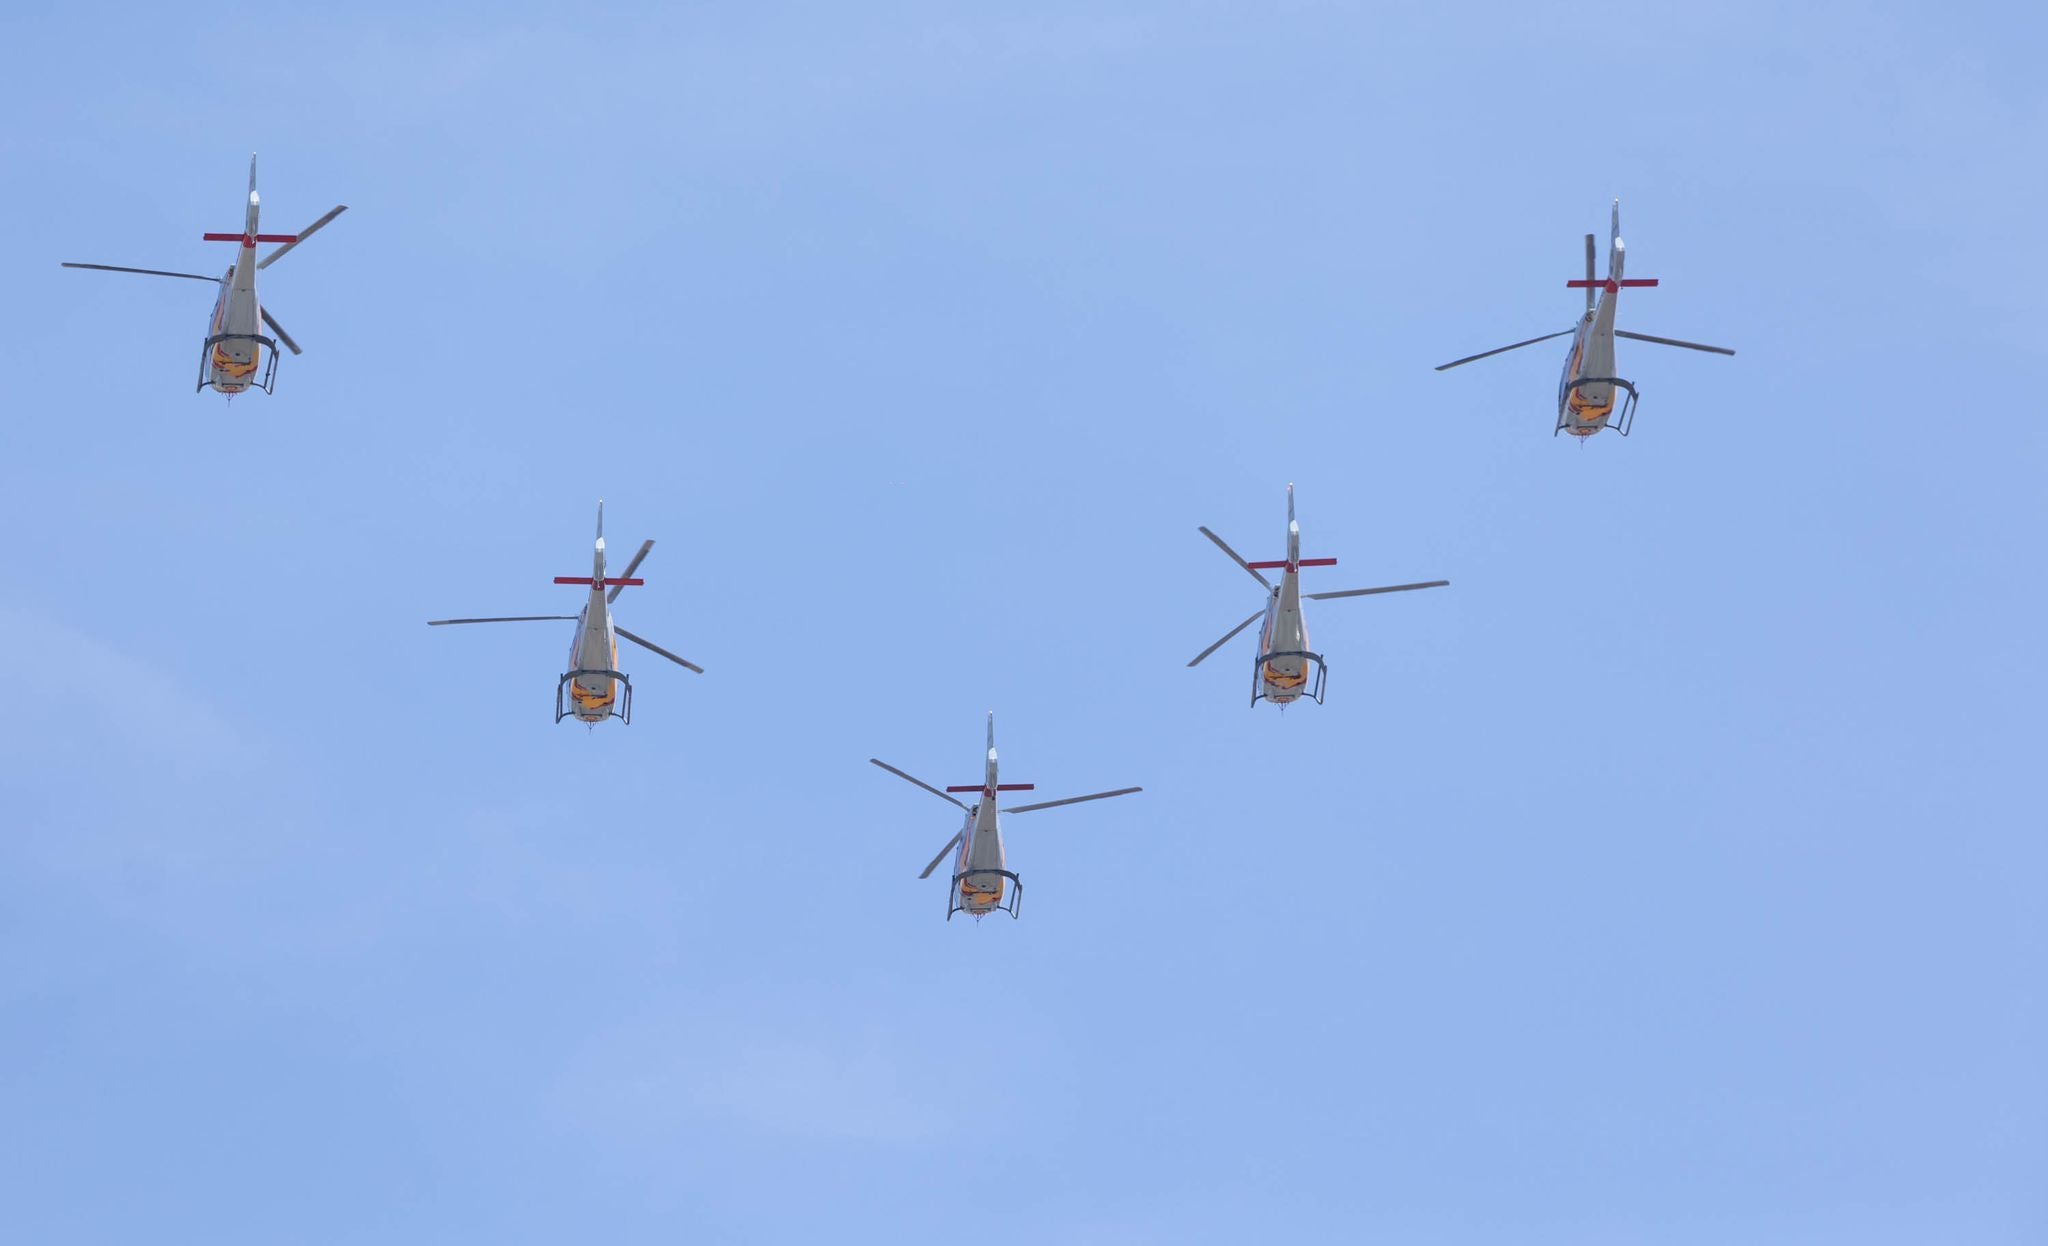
xmin=198 ymin=332 xmax=279 ymax=394
xmin=555 ymin=668 xmax=632 ymax=724
xmin=948 ymin=868 xmax=1022 ymax=921
xmin=1253 ymin=649 xmax=1327 ymax=707
xmin=1558 ymin=375 xmax=1640 ymax=437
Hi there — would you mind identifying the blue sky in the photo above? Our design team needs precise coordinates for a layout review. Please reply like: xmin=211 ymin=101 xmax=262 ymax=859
xmin=1 ymin=2 xmax=2042 ymax=1241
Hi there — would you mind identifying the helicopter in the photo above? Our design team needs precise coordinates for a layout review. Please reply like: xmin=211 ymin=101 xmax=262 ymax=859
xmin=1189 ymin=486 xmax=1447 ymax=707
xmin=428 ymin=502 xmax=702 ymax=725
xmin=870 ymin=713 xmax=1140 ymax=920
xmin=1436 ymin=200 xmax=1732 ymax=437
xmin=62 ymin=155 xmax=345 ymax=396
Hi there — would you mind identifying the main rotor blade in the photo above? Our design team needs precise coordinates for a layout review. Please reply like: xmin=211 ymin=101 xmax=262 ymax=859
xmin=1198 ymin=526 xmax=1271 ymax=590
xmin=1188 ymin=608 xmax=1265 ymax=668
xmin=616 ymin=625 xmax=704 ymax=674
xmin=870 ymin=759 xmax=972 ymax=812
xmin=61 ymin=262 xmax=218 ymax=282
xmin=427 ymin=615 xmax=577 ymax=625
xmin=1305 ymin=579 xmax=1449 ymax=601
xmin=257 ymin=205 xmax=348 ymax=269
xmin=1434 ymin=329 xmax=1575 ymax=372
xmin=260 ymin=306 xmax=302 ymax=355
xmin=1614 ymin=329 xmax=1735 ymax=356
xmin=608 ymin=539 xmax=654 ymax=602
xmin=1004 ymin=787 xmax=1142 ymax=814
xmin=918 ymin=830 xmax=966 ymax=879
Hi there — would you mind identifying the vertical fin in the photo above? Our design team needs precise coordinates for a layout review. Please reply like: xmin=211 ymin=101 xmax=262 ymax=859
xmin=1286 ymin=484 xmax=1300 ymax=564
xmin=1584 ymin=234 xmax=1596 ymax=312
xmin=245 ymin=153 xmax=261 ymax=233
xmin=984 ymin=711 xmax=998 ymax=792
xmin=1609 ymin=199 xmax=1625 ymax=282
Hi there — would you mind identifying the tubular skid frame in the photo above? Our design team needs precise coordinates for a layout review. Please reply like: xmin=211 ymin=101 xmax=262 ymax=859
xmin=947 ymin=868 xmax=1022 ymax=921
xmin=197 ymin=332 xmax=280 ymax=394
xmin=1253 ymin=649 xmax=1327 ymax=707
xmin=1557 ymin=375 xmax=1640 ymax=437
xmin=555 ymin=668 xmax=633 ymax=725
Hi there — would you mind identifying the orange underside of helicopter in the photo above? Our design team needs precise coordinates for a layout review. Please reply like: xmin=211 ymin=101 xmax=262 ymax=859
xmin=211 ymin=345 xmax=258 ymax=378
xmin=959 ymin=876 xmax=1004 ymax=907
xmin=1264 ymin=663 xmax=1308 ymax=689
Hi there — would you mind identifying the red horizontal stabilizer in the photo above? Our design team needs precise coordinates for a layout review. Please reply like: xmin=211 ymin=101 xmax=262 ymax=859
xmin=1246 ymin=560 xmax=1286 ymax=570
xmin=1297 ymin=557 xmax=1338 ymax=567
xmin=945 ymin=785 xmax=981 ymax=793
xmin=553 ymin=577 xmax=646 ymax=587
xmin=1566 ymin=278 xmax=1660 ymax=291
xmin=996 ymin=784 xmax=1036 ymax=792
xmin=202 ymin=233 xmax=245 ymax=242
xmin=554 ymin=576 xmax=595 ymax=585
xmin=253 ymin=234 xmax=298 ymax=243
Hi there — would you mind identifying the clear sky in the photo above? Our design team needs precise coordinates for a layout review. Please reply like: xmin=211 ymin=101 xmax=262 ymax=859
xmin=1 ymin=2 xmax=2041 ymax=1242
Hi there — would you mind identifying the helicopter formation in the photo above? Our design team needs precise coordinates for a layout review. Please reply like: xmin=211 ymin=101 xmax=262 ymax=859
xmin=61 ymin=160 xmax=1734 ymax=921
